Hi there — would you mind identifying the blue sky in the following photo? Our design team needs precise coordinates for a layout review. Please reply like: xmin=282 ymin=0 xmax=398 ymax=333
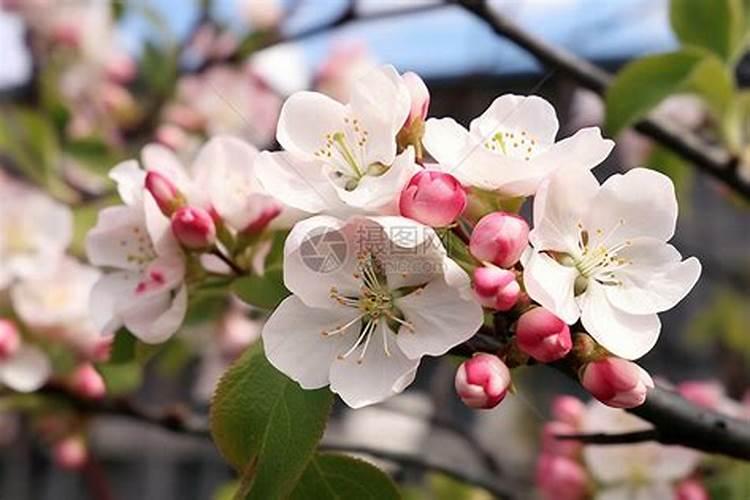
xmin=119 ymin=0 xmax=677 ymax=78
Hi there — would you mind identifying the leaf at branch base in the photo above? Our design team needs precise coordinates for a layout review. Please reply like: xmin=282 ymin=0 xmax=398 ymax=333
xmin=605 ymin=49 xmax=734 ymax=135
xmin=231 ymin=269 xmax=289 ymax=310
xmin=209 ymin=342 xmax=333 ymax=500
xmin=670 ymin=0 xmax=746 ymax=62
xmin=289 ymin=453 xmax=400 ymax=500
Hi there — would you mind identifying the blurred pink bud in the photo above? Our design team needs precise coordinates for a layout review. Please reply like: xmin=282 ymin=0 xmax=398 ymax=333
xmin=145 ymin=171 xmax=183 ymax=216
xmin=402 ymin=72 xmax=429 ymax=127
xmin=399 ymin=170 xmax=467 ymax=227
xmin=675 ymin=479 xmax=709 ymax=500
xmin=164 ymin=104 xmax=206 ymax=131
xmin=473 ymin=267 xmax=520 ymax=311
xmin=678 ymin=381 xmax=723 ymax=410
xmin=536 ymin=454 xmax=587 ymax=500
xmin=88 ymin=337 xmax=113 ymax=363
xmin=52 ymin=25 xmax=80 ymax=48
xmin=171 ymin=206 xmax=216 ymax=250
xmin=68 ymin=364 xmax=106 ymax=400
xmin=155 ymin=124 xmax=189 ymax=152
xmin=581 ymin=357 xmax=654 ymax=409
xmin=516 ymin=307 xmax=571 ymax=363
xmin=243 ymin=201 xmax=282 ymax=235
xmin=541 ymin=421 xmax=581 ymax=457
xmin=53 ymin=436 xmax=88 ymax=470
xmin=469 ymin=212 xmax=529 ymax=268
xmin=551 ymin=395 xmax=585 ymax=427
xmin=0 ymin=319 xmax=20 ymax=360
xmin=455 ymin=353 xmax=511 ymax=409
xmin=105 ymin=54 xmax=137 ymax=84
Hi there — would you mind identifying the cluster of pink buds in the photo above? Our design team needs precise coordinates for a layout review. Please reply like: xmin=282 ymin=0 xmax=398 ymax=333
xmin=0 ymin=319 xmax=21 ymax=360
xmin=454 ymin=353 xmax=511 ymax=409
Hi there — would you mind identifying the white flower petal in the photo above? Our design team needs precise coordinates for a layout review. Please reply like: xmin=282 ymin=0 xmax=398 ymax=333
xmin=530 ymin=166 xmax=599 ymax=253
xmin=579 ymin=282 xmax=660 ymax=360
xmin=606 ymin=241 xmax=701 ymax=315
xmin=348 ymin=65 xmax=409 ymax=165
xmin=584 ymin=168 xmax=678 ymax=247
xmin=262 ymin=296 xmax=357 ymax=390
xmin=123 ymin=285 xmax=187 ymax=344
xmin=143 ymin=192 xmax=180 ymax=257
xmin=283 ymin=215 xmax=360 ymax=308
xmin=89 ymin=271 xmax=136 ymax=334
xmin=468 ymin=94 xmax=559 ymax=147
xmin=329 ymin=321 xmax=419 ymax=408
xmin=395 ymin=269 xmax=484 ymax=359
xmin=277 ymin=90 xmax=347 ymax=158
xmin=255 ymin=151 xmax=343 ymax=214
xmin=85 ymin=205 xmax=147 ymax=271
xmin=109 ymin=160 xmax=145 ymax=206
xmin=422 ymin=117 xmax=472 ymax=170
xmin=0 ymin=345 xmax=51 ymax=393
xmin=523 ymin=251 xmax=580 ymax=324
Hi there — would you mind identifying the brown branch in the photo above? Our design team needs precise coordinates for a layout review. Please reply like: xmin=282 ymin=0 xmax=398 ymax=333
xmin=454 ymin=0 xmax=750 ymax=201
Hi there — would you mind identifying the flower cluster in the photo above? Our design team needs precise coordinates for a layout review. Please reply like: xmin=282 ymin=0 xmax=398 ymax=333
xmin=84 ymin=64 xmax=701 ymax=411
xmin=535 ymin=394 xmax=708 ymax=500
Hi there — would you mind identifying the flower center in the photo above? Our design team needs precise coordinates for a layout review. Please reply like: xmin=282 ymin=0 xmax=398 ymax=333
xmin=566 ymin=221 xmax=632 ymax=292
xmin=314 ymin=117 xmax=389 ymax=191
xmin=325 ymin=253 xmax=414 ymax=364
xmin=483 ymin=129 xmax=538 ymax=161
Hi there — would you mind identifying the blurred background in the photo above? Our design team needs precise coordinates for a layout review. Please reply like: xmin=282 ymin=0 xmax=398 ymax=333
xmin=0 ymin=0 xmax=748 ymax=498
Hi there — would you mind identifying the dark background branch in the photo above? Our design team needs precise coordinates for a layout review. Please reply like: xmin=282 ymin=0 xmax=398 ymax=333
xmin=454 ymin=0 xmax=750 ymax=201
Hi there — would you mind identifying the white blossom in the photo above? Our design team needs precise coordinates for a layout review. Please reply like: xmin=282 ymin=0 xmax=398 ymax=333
xmin=524 ymin=167 xmax=701 ymax=359
xmin=262 ymin=215 xmax=483 ymax=408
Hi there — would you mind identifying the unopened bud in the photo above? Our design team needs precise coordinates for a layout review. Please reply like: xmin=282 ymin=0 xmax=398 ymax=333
xmin=399 ymin=170 xmax=467 ymax=227
xmin=473 ymin=266 xmax=520 ymax=311
xmin=0 ymin=319 xmax=20 ymax=360
xmin=675 ymin=479 xmax=709 ymax=500
xmin=516 ymin=307 xmax=572 ymax=363
xmin=455 ymin=353 xmax=511 ymax=409
xmin=535 ymin=454 xmax=588 ymax=500
xmin=243 ymin=201 xmax=282 ymax=235
xmin=581 ymin=357 xmax=654 ymax=409
xmin=171 ymin=206 xmax=217 ymax=250
xmin=145 ymin=171 xmax=184 ymax=216
xmin=541 ymin=420 xmax=581 ymax=458
xmin=469 ymin=212 xmax=529 ymax=268
xmin=551 ymin=395 xmax=585 ymax=427
xmin=53 ymin=435 xmax=88 ymax=470
xmin=68 ymin=364 xmax=106 ymax=400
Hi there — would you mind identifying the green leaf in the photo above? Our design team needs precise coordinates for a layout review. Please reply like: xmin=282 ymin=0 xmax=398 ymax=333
xmin=605 ymin=49 xmax=734 ymax=135
xmin=289 ymin=453 xmax=400 ymax=500
xmin=209 ymin=343 xmax=333 ymax=499
xmin=108 ymin=329 xmax=137 ymax=364
xmin=646 ymin=146 xmax=694 ymax=208
xmin=231 ymin=269 xmax=289 ymax=310
xmin=670 ymin=0 xmax=745 ymax=61
xmin=97 ymin=361 xmax=143 ymax=395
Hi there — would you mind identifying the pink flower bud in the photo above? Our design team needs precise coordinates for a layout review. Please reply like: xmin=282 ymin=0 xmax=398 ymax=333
xmin=68 ymin=364 xmax=106 ymax=400
xmin=535 ymin=454 xmax=588 ymax=500
xmin=171 ymin=206 xmax=217 ymax=250
xmin=145 ymin=171 xmax=183 ymax=216
xmin=105 ymin=53 xmax=137 ymax=84
xmin=678 ymin=381 xmax=723 ymax=410
xmin=402 ymin=72 xmax=429 ymax=127
xmin=551 ymin=395 xmax=585 ymax=427
xmin=469 ymin=212 xmax=529 ymax=268
xmin=155 ymin=124 xmax=189 ymax=152
xmin=541 ymin=421 xmax=581 ymax=457
xmin=0 ymin=319 xmax=20 ymax=360
xmin=399 ymin=170 xmax=467 ymax=227
xmin=473 ymin=267 xmax=520 ymax=311
xmin=455 ymin=353 xmax=511 ymax=409
xmin=243 ymin=201 xmax=282 ymax=235
xmin=88 ymin=337 xmax=113 ymax=363
xmin=516 ymin=307 xmax=572 ymax=363
xmin=675 ymin=479 xmax=709 ymax=500
xmin=53 ymin=436 xmax=88 ymax=470
xmin=581 ymin=357 xmax=654 ymax=409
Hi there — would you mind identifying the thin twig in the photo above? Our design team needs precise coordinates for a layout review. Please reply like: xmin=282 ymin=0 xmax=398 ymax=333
xmin=210 ymin=248 xmax=244 ymax=276
xmin=555 ymin=429 xmax=659 ymax=445
xmin=454 ymin=0 xmax=750 ymax=201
